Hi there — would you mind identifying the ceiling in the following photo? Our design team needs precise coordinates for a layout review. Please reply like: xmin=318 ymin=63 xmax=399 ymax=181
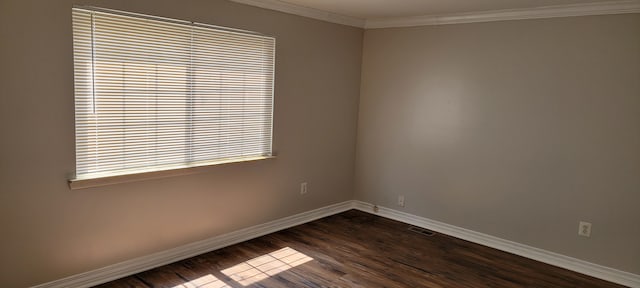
xmin=230 ymin=0 xmax=640 ymax=27
xmin=277 ymin=0 xmax=624 ymax=19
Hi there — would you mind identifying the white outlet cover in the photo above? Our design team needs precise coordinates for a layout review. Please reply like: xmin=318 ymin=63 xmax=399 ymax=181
xmin=578 ymin=221 xmax=592 ymax=237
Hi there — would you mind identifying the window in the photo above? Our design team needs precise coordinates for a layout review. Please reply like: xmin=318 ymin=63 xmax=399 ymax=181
xmin=71 ymin=7 xmax=275 ymax=185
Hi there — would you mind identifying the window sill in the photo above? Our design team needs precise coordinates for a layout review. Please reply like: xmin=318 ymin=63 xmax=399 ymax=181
xmin=69 ymin=156 xmax=275 ymax=190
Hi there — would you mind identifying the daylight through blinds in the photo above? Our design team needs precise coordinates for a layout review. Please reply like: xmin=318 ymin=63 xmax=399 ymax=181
xmin=72 ymin=7 xmax=275 ymax=180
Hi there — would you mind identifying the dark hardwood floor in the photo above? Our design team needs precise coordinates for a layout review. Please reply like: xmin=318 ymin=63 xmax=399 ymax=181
xmin=96 ymin=210 xmax=626 ymax=288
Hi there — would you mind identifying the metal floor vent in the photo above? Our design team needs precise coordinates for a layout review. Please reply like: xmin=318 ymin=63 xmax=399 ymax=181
xmin=408 ymin=226 xmax=436 ymax=237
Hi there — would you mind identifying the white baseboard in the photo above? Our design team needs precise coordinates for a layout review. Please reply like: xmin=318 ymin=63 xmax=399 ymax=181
xmin=32 ymin=200 xmax=639 ymax=288
xmin=31 ymin=201 xmax=356 ymax=288
xmin=352 ymin=201 xmax=640 ymax=288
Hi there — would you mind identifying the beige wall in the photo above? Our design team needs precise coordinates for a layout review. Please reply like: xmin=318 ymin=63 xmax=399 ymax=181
xmin=0 ymin=0 xmax=363 ymax=287
xmin=2 ymin=0 xmax=639 ymax=285
xmin=355 ymin=14 xmax=640 ymax=274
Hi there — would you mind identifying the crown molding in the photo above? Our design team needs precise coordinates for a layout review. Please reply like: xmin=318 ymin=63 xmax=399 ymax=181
xmin=365 ymin=0 xmax=640 ymax=28
xmin=229 ymin=0 xmax=640 ymax=29
xmin=228 ymin=0 xmax=365 ymax=28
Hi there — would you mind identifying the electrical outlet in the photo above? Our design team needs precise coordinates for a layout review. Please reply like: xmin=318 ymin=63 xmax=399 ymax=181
xmin=300 ymin=182 xmax=308 ymax=195
xmin=578 ymin=221 xmax=592 ymax=237
xmin=398 ymin=195 xmax=405 ymax=207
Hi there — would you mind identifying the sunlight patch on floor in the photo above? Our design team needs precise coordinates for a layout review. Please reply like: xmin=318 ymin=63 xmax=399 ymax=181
xmin=221 ymin=247 xmax=313 ymax=286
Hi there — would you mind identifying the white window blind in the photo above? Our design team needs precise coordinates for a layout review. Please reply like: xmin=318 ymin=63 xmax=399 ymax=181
xmin=72 ymin=7 xmax=275 ymax=181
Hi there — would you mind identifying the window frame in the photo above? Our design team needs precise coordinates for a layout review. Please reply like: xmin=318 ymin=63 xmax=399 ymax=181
xmin=69 ymin=6 xmax=276 ymax=189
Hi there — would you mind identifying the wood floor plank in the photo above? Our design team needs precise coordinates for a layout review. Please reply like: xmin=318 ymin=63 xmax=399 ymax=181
xmin=93 ymin=277 xmax=150 ymax=288
xmin=95 ymin=210 xmax=627 ymax=288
